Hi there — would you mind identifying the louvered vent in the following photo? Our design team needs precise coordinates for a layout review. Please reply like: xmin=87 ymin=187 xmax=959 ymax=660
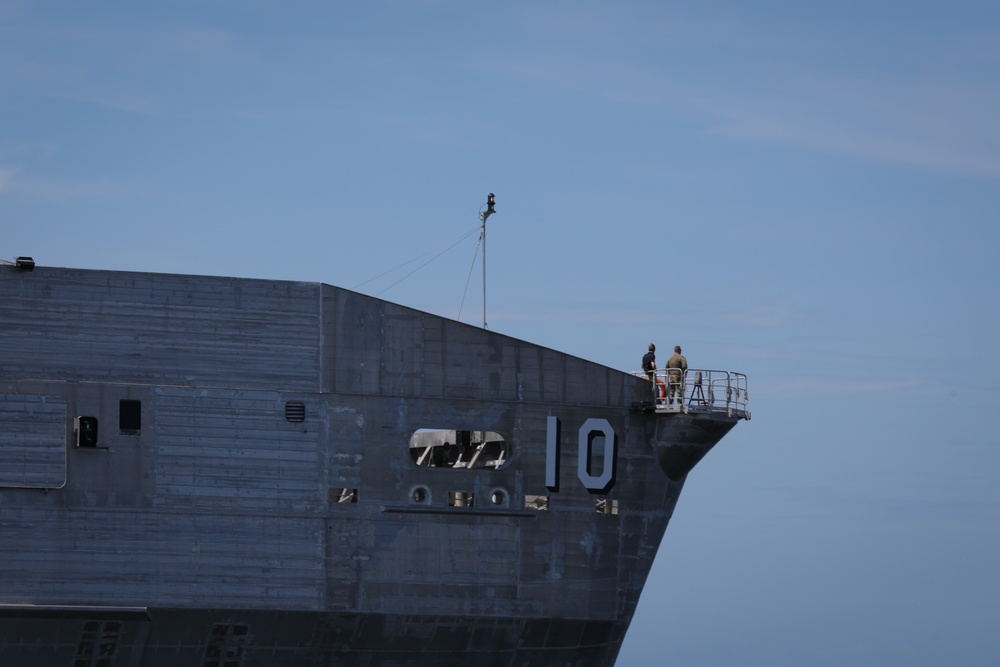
xmin=285 ymin=401 xmax=306 ymax=422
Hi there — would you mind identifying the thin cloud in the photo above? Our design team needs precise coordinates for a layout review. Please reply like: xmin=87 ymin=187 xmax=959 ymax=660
xmin=0 ymin=22 xmax=241 ymax=115
xmin=0 ymin=165 xmax=127 ymax=200
xmin=769 ymin=375 xmax=932 ymax=397
xmin=706 ymin=75 xmax=1000 ymax=177
xmin=145 ymin=28 xmax=244 ymax=63
xmin=486 ymin=7 xmax=1000 ymax=179
xmin=0 ymin=41 xmax=159 ymax=114
xmin=728 ymin=300 xmax=806 ymax=328
xmin=0 ymin=167 xmax=17 ymax=192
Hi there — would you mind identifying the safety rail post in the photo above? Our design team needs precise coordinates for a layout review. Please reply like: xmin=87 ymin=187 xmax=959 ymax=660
xmin=633 ymin=368 xmax=749 ymax=418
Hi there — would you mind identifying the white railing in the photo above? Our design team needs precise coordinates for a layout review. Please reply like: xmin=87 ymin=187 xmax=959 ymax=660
xmin=633 ymin=368 xmax=750 ymax=419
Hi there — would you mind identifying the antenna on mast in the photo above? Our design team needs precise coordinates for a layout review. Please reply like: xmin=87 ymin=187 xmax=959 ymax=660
xmin=480 ymin=193 xmax=496 ymax=329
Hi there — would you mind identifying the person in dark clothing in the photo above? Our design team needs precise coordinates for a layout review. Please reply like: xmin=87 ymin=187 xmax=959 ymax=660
xmin=642 ymin=343 xmax=657 ymax=382
xmin=666 ymin=345 xmax=688 ymax=404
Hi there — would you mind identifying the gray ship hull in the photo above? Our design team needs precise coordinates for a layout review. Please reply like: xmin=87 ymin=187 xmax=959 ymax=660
xmin=1 ymin=607 xmax=628 ymax=666
xmin=0 ymin=263 xmax=746 ymax=666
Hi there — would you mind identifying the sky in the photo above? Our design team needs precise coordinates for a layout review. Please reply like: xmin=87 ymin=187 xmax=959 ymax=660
xmin=2 ymin=1 xmax=999 ymax=664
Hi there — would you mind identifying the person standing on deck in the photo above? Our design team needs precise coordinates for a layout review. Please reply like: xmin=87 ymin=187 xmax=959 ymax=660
xmin=642 ymin=344 xmax=657 ymax=382
xmin=643 ymin=343 xmax=664 ymax=401
xmin=666 ymin=345 xmax=688 ymax=404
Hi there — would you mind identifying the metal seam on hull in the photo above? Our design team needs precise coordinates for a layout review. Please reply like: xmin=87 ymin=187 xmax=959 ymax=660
xmin=382 ymin=506 xmax=538 ymax=518
xmin=0 ymin=605 xmax=151 ymax=620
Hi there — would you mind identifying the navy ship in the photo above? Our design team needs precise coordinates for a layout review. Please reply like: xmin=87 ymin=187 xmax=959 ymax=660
xmin=0 ymin=258 xmax=748 ymax=666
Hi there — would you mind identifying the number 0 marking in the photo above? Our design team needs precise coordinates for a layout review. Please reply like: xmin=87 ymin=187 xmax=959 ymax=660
xmin=577 ymin=418 xmax=616 ymax=492
xmin=546 ymin=416 xmax=617 ymax=493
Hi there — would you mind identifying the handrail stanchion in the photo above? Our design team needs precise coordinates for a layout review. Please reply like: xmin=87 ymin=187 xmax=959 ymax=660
xmin=633 ymin=368 xmax=748 ymax=419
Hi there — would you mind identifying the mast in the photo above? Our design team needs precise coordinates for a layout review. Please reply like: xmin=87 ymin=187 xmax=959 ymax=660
xmin=480 ymin=193 xmax=496 ymax=329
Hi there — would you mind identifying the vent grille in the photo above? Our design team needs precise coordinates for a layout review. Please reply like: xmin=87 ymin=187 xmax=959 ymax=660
xmin=284 ymin=401 xmax=306 ymax=422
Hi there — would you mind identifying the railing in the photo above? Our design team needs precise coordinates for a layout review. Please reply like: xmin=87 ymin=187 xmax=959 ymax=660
xmin=633 ymin=368 xmax=750 ymax=419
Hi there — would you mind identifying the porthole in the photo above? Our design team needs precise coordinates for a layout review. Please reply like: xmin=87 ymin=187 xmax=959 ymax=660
xmin=410 ymin=485 xmax=431 ymax=504
xmin=489 ymin=487 xmax=509 ymax=507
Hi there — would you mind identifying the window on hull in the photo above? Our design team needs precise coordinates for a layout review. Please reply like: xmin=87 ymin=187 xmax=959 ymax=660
xmin=524 ymin=494 xmax=549 ymax=511
xmin=329 ymin=487 xmax=357 ymax=504
xmin=596 ymin=498 xmax=619 ymax=515
xmin=409 ymin=429 xmax=511 ymax=469
xmin=119 ymin=399 xmax=141 ymax=435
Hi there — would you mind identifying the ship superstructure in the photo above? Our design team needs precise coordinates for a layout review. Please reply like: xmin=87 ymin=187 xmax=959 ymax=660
xmin=0 ymin=261 xmax=748 ymax=666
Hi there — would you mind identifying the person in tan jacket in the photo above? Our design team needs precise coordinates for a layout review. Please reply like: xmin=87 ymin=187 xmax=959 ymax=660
xmin=666 ymin=345 xmax=687 ymax=404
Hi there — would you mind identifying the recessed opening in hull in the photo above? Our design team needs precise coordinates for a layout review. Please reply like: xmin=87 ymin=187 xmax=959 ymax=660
xmin=409 ymin=429 xmax=510 ymax=469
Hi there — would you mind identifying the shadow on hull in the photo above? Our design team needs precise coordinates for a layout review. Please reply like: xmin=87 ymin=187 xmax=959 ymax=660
xmin=0 ymin=607 xmax=625 ymax=667
xmin=653 ymin=414 xmax=740 ymax=481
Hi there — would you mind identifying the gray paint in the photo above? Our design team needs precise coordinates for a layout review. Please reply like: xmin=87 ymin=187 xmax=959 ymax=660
xmin=0 ymin=264 xmax=748 ymax=666
xmin=0 ymin=394 xmax=66 ymax=488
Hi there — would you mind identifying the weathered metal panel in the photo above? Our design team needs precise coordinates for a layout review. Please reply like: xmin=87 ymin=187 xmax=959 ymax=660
xmin=0 ymin=507 xmax=325 ymax=610
xmin=0 ymin=268 xmax=321 ymax=390
xmin=152 ymin=387 xmax=324 ymax=514
xmin=0 ymin=394 xmax=65 ymax=488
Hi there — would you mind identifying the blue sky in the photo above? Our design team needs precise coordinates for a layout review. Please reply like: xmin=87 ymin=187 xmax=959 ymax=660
xmin=2 ymin=1 xmax=999 ymax=664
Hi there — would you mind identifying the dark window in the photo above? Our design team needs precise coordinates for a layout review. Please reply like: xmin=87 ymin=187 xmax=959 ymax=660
xmin=119 ymin=400 xmax=141 ymax=434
